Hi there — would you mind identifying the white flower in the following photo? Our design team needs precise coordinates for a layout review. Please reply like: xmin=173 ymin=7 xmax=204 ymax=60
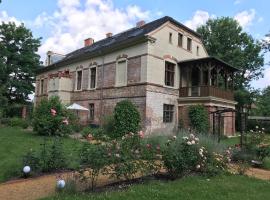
xmin=191 ymin=140 xmax=195 ymax=145
xmin=173 ymin=135 xmax=177 ymax=140
xmin=196 ymin=165 xmax=201 ymax=169
xmin=183 ymin=136 xmax=188 ymax=140
xmin=256 ymin=126 xmax=259 ymax=129
xmin=189 ymin=134 xmax=195 ymax=139
xmin=115 ymin=153 xmax=120 ymax=158
xmin=195 ymin=137 xmax=199 ymax=142
xmin=262 ymin=128 xmax=265 ymax=131
xmin=187 ymin=141 xmax=192 ymax=145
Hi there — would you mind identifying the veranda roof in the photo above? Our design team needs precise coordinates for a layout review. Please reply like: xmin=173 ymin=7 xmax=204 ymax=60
xmin=67 ymin=103 xmax=89 ymax=111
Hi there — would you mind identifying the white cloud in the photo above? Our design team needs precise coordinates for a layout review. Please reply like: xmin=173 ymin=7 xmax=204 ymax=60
xmin=184 ymin=10 xmax=215 ymax=30
xmin=251 ymin=66 xmax=270 ymax=89
xmin=234 ymin=9 xmax=256 ymax=29
xmin=0 ymin=11 xmax=21 ymax=25
xmin=36 ymin=0 xmax=150 ymax=61
xmin=234 ymin=0 xmax=244 ymax=5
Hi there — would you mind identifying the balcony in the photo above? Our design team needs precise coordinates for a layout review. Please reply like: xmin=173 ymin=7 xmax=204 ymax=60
xmin=179 ymin=86 xmax=234 ymax=101
xmin=178 ymin=57 xmax=239 ymax=102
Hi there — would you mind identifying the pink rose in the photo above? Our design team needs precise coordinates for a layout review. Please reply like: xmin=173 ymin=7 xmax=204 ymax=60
xmin=50 ymin=109 xmax=57 ymax=116
xmin=146 ymin=144 xmax=152 ymax=149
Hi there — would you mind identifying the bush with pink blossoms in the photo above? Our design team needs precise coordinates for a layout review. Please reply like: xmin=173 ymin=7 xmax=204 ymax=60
xmin=33 ymin=96 xmax=77 ymax=136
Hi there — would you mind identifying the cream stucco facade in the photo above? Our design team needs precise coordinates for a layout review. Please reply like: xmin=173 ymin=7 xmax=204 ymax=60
xmin=35 ymin=17 xmax=237 ymax=136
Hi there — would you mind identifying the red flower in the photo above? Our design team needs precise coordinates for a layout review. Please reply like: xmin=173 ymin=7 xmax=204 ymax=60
xmin=146 ymin=144 xmax=152 ymax=149
xmin=50 ymin=109 xmax=57 ymax=116
xmin=156 ymin=145 xmax=161 ymax=151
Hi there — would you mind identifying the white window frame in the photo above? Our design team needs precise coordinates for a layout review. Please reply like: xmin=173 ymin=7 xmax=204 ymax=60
xmin=115 ymin=58 xmax=128 ymax=87
xmin=75 ymin=69 xmax=83 ymax=91
xmin=88 ymin=65 xmax=97 ymax=90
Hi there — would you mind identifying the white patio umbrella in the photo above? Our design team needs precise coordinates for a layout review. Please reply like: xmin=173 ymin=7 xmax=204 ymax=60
xmin=67 ymin=103 xmax=89 ymax=118
xmin=67 ymin=103 xmax=89 ymax=111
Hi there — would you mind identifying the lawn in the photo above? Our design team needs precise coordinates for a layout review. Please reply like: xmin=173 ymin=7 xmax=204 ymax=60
xmin=0 ymin=126 xmax=83 ymax=182
xmin=44 ymin=175 xmax=270 ymax=200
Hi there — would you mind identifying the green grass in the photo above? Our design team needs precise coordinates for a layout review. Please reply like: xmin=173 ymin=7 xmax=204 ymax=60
xmin=43 ymin=175 xmax=270 ymax=200
xmin=0 ymin=126 xmax=83 ymax=182
xmin=220 ymin=136 xmax=240 ymax=147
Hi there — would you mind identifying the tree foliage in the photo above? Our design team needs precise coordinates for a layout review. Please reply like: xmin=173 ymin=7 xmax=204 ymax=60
xmin=197 ymin=17 xmax=264 ymax=89
xmin=188 ymin=105 xmax=209 ymax=133
xmin=0 ymin=22 xmax=41 ymax=105
xmin=113 ymin=100 xmax=141 ymax=138
xmin=256 ymin=86 xmax=270 ymax=116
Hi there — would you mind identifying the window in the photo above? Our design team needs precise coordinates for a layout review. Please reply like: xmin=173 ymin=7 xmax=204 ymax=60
xmin=187 ymin=38 xmax=192 ymax=51
xmin=40 ymin=79 xmax=44 ymax=94
xmin=169 ymin=32 xmax=172 ymax=43
xmin=196 ymin=46 xmax=199 ymax=56
xmin=89 ymin=67 xmax=96 ymax=89
xmin=165 ymin=61 xmax=175 ymax=87
xmin=89 ymin=103 xmax=94 ymax=121
xmin=76 ymin=70 xmax=82 ymax=90
xmin=116 ymin=60 xmax=127 ymax=86
xmin=163 ymin=104 xmax=174 ymax=123
xmin=178 ymin=33 xmax=183 ymax=47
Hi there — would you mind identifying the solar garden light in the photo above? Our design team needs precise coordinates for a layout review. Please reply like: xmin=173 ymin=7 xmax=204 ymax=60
xmin=57 ymin=179 xmax=66 ymax=189
xmin=23 ymin=166 xmax=31 ymax=178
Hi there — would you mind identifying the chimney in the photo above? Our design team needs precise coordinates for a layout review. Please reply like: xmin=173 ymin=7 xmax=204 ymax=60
xmin=84 ymin=38 xmax=94 ymax=47
xmin=106 ymin=32 xmax=113 ymax=38
xmin=136 ymin=20 xmax=145 ymax=28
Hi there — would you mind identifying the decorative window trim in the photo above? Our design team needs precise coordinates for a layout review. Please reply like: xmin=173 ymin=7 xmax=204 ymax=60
xmin=164 ymin=60 xmax=176 ymax=88
xmin=115 ymin=58 xmax=128 ymax=87
xmin=88 ymin=64 xmax=97 ymax=90
xmin=75 ymin=69 xmax=83 ymax=91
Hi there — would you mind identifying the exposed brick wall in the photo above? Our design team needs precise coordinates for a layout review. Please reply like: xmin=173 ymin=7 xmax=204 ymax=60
xmin=82 ymin=69 xmax=89 ymax=90
xmin=179 ymin=105 xmax=236 ymax=136
xmin=145 ymin=85 xmax=179 ymax=135
xmin=127 ymin=56 xmax=141 ymax=84
xmin=103 ymin=63 xmax=116 ymax=88
xmin=70 ymin=71 xmax=76 ymax=91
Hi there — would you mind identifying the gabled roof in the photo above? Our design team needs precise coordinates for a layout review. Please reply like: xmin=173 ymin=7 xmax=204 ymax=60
xmin=37 ymin=16 xmax=201 ymax=74
xmin=178 ymin=56 xmax=239 ymax=71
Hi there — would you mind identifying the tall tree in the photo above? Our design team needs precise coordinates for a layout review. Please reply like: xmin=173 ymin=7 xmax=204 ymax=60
xmin=197 ymin=17 xmax=264 ymax=89
xmin=256 ymin=86 xmax=270 ymax=116
xmin=0 ymin=22 xmax=41 ymax=105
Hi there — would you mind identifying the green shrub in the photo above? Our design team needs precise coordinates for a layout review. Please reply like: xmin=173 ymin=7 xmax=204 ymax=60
xmin=81 ymin=127 xmax=106 ymax=140
xmin=22 ymin=138 xmax=67 ymax=173
xmin=113 ymin=100 xmax=141 ymax=138
xmin=33 ymin=96 xmax=76 ymax=136
xmin=188 ymin=105 xmax=209 ymax=133
xmin=10 ymin=117 xmax=29 ymax=129
xmin=79 ymin=143 xmax=110 ymax=190
xmin=109 ymin=132 xmax=159 ymax=181
xmin=0 ymin=118 xmax=10 ymax=125
xmin=162 ymin=135 xmax=200 ymax=178
xmin=102 ymin=115 xmax=115 ymax=135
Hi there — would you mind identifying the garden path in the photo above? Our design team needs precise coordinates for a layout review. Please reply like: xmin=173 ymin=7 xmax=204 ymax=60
xmin=0 ymin=167 xmax=270 ymax=200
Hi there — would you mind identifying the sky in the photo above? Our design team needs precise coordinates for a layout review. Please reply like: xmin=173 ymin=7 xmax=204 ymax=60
xmin=0 ymin=0 xmax=269 ymax=89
